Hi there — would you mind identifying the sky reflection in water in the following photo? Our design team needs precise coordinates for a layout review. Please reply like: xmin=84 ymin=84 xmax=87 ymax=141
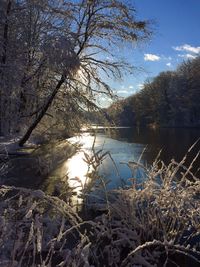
xmin=50 ymin=127 xmax=200 ymax=205
xmin=65 ymin=132 xmax=146 ymax=199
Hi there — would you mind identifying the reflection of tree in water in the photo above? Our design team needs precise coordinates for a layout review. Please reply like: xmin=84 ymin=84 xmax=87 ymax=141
xmin=107 ymin=127 xmax=200 ymax=177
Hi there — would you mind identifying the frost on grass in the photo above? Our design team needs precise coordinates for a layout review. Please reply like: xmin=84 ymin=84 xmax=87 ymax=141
xmin=0 ymin=186 xmax=92 ymax=267
xmin=0 ymin=150 xmax=200 ymax=266
xmin=88 ymin=151 xmax=200 ymax=266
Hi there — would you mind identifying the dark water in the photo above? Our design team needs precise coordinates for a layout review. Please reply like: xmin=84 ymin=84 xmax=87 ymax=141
xmin=107 ymin=127 xmax=200 ymax=168
xmin=99 ymin=127 xmax=200 ymax=188
xmin=6 ymin=127 xmax=199 ymax=197
xmin=53 ymin=127 xmax=200 ymax=196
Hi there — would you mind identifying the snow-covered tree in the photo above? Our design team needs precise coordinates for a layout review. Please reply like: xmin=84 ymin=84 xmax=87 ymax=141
xmin=0 ymin=0 xmax=151 ymax=144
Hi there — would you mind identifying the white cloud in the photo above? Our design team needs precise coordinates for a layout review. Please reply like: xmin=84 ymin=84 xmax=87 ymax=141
xmin=166 ymin=62 xmax=172 ymax=67
xmin=144 ymin=53 xmax=160 ymax=61
xmin=178 ymin=53 xmax=197 ymax=59
xmin=173 ymin=44 xmax=200 ymax=54
xmin=117 ymin=90 xmax=129 ymax=94
xmin=138 ymin=83 xmax=144 ymax=89
xmin=129 ymin=85 xmax=133 ymax=89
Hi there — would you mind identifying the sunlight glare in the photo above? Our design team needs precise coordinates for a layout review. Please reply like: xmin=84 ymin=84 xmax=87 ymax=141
xmin=66 ymin=151 xmax=89 ymax=192
xmin=64 ymin=133 xmax=96 ymax=205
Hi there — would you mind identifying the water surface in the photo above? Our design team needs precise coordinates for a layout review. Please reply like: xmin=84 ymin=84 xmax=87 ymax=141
xmin=48 ymin=127 xmax=200 ymax=200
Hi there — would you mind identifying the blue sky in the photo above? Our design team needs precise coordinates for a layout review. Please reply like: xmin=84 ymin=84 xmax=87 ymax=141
xmin=100 ymin=0 xmax=200 ymax=106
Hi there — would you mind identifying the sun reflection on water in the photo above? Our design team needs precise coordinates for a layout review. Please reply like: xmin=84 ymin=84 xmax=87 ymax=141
xmin=64 ymin=133 xmax=96 ymax=205
xmin=66 ymin=152 xmax=89 ymax=193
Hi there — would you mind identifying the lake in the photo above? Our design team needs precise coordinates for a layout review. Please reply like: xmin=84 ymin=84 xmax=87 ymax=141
xmin=46 ymin=127 xmax=200 ymax=201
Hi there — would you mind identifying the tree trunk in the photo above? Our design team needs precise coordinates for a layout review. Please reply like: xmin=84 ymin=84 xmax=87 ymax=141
xmin=19 ymin=75 xmax=66 ymax=146
xmin=0 ymin=0 xmax=12 ymax=136
xmin=1 ymin=0 xmax=11 ymax=65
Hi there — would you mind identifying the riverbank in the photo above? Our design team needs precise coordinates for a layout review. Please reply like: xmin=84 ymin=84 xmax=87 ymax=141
xmin=0 ymin=138 xmax=77 ymax=190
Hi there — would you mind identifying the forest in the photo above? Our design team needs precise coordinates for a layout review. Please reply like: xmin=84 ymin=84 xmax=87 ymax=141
xmin=107 ymin=56 xmax=200 ymax=128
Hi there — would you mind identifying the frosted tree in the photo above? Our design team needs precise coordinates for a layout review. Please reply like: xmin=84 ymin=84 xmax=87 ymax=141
xmin=0 ymin=0 xmax=151 ymax=143
xmin=0 ymin=0 xmax=74 ymax=136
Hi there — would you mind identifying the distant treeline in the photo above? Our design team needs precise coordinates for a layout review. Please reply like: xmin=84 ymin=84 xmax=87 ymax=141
xmin=106 ymin=57 xmax=200 ymax=128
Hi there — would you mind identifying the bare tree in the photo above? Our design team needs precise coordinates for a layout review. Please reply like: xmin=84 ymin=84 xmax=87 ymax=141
xmin=0 ymin=0 xmax=151 ymax=145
